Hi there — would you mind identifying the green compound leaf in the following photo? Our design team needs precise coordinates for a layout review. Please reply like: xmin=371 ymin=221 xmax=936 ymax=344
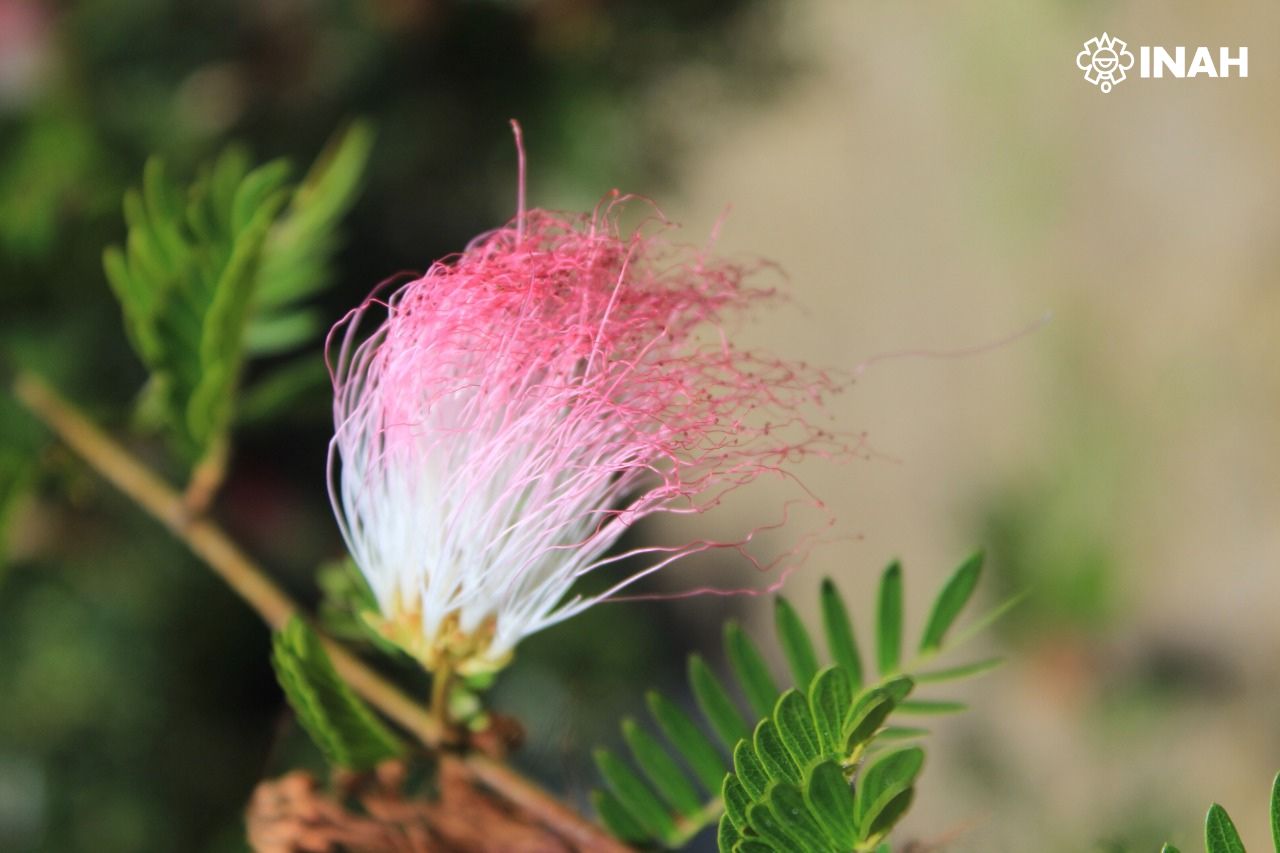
xmin=723 ymin=676 xmax=917 ymax=852
xmin=866 ymin=788 xmax=915 ymax=846
xmin=746 ymin=799 xmax=795 ymax=851
xmin=107 ymin=151 xmax=290 ymax=461
xmin=845 ymin=678 xmax=914 ymax=757
xmin=243 ymin=309 xmax=321 ymax=356
xmin=765 ymin=782 xmax=829 ymax=851
xmin=877 ymin=726 xmax=930 ymax=742
xmin=914 ymin=656 xmax=1004 ymax=683
xmin=946 ymin=589 xmax=1029 ymax=651
xmin=1205 ymin=803 xmax=1246 ymax=853
xmin=718 ymin=813 xmax=743 ymax=851
xmin=735 ymin=840 xmax=775 ymax=853
xmin=919 ymin=551 xmax=984 ymax=653
xmin=821 ymin=578 xmax=864 ymax=690
xmin=592 ymin=789 xmax=649 ymax=844
xmin=882 ymin=675 xmax=914 ymax=704
xmin=876 ymin=561 xmax=904 ymax=676
xmin=809 ymin=666 xmax=854 ymax=755
xmin=315 ymin=557 xmax=400 ymax=655
xmin=726 ymin=620 xmax=779 ymax=719
xmin=270 ymin=617 xmax=402 ymax=770
xmin=592 ymin=553 xmax=1004 ymax=850
xmin=237 ymin=354 xmax=328 ymax=427
xmin=690 ymin=654 xmax=749 ymax=750
xmin=646 ymin=691 xmax=725 ymax=795
xmin=773 ymin=690 xmax=822 ymax=770
xmin=854 ymin=747 xmax=924 ymax=841
xmin=734 ymin=739 xmax=770 ymax=800
xmin=775 ymin=597 xmax=819 ymax=688
xmin=594 ymin=748 xmax=677 ymax=845
xmin=753 ymin=718 xmax=800 ymax=786
xmin=805 ymin=760 xmax=857 ymax=852
xmin=621 ymin=719 xmax=703 ymax=818
xmin=252 ymin=121 xmax=374 ymax=350
xmin=723 ymin=775 xmax=752 ymax=832
xmin=105 ymin=125 xmax=371 ymax=465
xmin=896 ymin=699 xmax=967 ymax=716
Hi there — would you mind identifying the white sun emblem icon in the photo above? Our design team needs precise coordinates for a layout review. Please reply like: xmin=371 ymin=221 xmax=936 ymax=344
xmin=1076 ymin=32 xmax=1135 ymax=93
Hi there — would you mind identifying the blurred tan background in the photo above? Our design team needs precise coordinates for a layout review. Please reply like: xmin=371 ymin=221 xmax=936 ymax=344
xmin=637 ymin=0 xmax=1280 ymax=849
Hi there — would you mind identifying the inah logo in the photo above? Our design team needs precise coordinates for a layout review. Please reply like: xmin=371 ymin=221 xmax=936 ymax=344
xmin=1076 ymin=33 xmax=1248 ymax=93
xmin=1076 ymin=33 xmax=1135 ymax=93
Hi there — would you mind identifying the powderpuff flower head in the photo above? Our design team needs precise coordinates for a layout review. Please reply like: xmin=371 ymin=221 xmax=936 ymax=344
xmin=328 ymin=140 xmax=846 ymax=676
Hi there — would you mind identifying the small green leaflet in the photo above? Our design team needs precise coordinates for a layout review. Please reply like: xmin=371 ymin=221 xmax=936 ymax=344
xmin=919 ymin=550 xmax=983 ymax=652
xmin=270 ymin=617 xmax=402 ymax=770
xmin=1271 ymin=771 xmax=1279 ymax=852
xmin=876 ymin=562 xmax=903 ymax=675
xmin=821 ymin=578 xmax=863 ymax=689
xmin=621 ymin=719 xmax=703 ymax=817
xmin=726 ymin=621 xmax=778 ymax=719
xmin=1204 ymin=804 xmax=1246 ymax=853
xmin=594 ymin=747 xmax=677 ymax=844
xmin=690 ymin=654 xmax=749 ymax=750
xmin=776 ymin=597 xmax=820 ymax=687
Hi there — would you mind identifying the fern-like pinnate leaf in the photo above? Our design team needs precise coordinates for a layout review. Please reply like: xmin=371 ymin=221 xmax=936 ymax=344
xmin=591 ymin=553 xmax=1010 ymax=849
xmin=104 ymin=123 xmax=372 ymax=463
xmin=104 ymin=152 xmax=289 ymax=459
xmin=270 ymin=617 xmax=402 ymax=770
xmin=723 ymin=677 xmax=919 ymax=852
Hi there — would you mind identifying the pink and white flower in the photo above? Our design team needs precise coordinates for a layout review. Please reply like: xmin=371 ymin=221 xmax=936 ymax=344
xmin=328 ymin=190 xmax=845 ymax=675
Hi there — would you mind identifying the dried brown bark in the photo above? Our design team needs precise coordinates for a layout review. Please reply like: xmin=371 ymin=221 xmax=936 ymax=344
xmin=246 ymin=758 xmax=580 ymax=853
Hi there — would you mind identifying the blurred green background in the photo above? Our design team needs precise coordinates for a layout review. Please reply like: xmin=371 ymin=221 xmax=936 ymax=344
xmin=2 ymin=0 xmax=1278 ymax=851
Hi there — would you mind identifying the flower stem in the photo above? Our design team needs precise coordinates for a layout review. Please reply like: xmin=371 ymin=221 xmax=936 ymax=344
xmin=429 ymin=661 xmax=455 ymax=735
xmin=11 ymin=371 xmax=632 ymax=853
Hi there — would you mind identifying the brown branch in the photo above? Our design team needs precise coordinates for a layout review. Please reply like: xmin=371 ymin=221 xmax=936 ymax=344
xmin=12 ymin=372 xmax=631 ymax=853
xmin=248 ymin=758 xmax=577 ymax=853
